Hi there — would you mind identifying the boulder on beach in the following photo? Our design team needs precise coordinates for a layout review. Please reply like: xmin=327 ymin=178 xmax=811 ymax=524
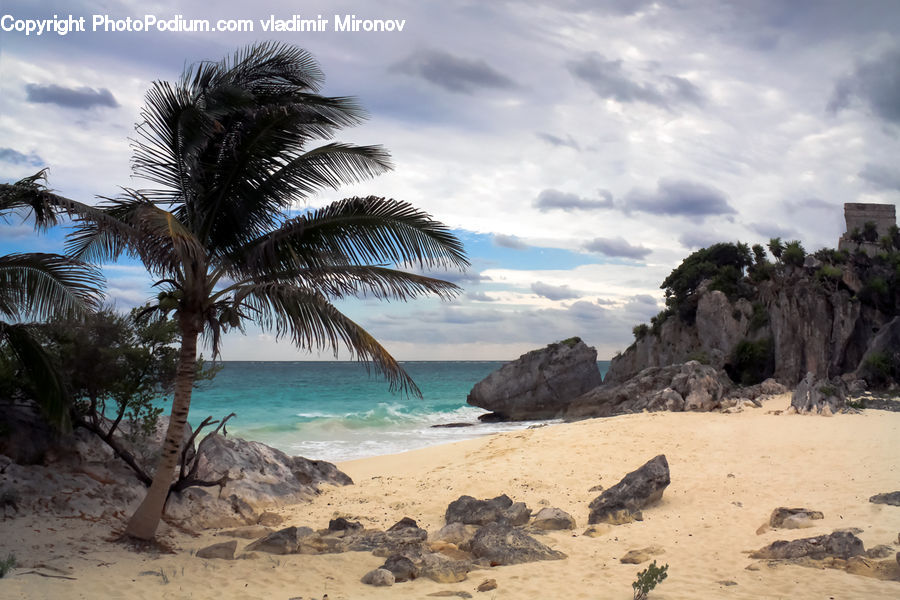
xmin=469 ymin=522 xmax=566 ymax=565
xmin=588 ymin=454 xmax=671 ymax=525
xmin=466 ymin=338 xmax=602 ymax=420
xmin=565 ymin=361 xmax=732 ymax=419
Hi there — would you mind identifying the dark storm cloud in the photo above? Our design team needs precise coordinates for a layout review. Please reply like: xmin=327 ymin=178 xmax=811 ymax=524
xmin=531 ymin=281 xmax=581 ymax=301
xmin=534 ymin=188 xmax=614 ymax=211
xmin=493 ymin=234 xmax=529 ymax=250
xmin=566 ymin=53 xmax=704 ymax=109
xmin=25 ymin=83 xmax=118 ymax=110
xmin=623 ymin=179 xmax=736 ymax=218
xmin=859 ymin=163 xmax=900 ymax=190
xmin=0 ymin=147 xmax=44 ymax=167
xmin=584 ymin=236 xmax=651 ymax=259
xmin=828 ymin=47 xmax=900 ymax=124
xmin=535 ymin=132 xmax=580 ymax=150
xmin=391 ymin=49 xmax=515 ymax=94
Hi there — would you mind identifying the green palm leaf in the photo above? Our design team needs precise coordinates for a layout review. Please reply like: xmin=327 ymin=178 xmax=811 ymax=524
xmin=0 ymin=253 xmax=103 ymax=321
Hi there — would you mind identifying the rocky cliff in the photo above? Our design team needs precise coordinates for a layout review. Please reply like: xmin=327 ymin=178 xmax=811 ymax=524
xmin=607 ymin=250 xmax=899 ymax=388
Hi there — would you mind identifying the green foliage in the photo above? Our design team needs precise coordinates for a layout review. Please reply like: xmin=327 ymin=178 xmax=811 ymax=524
xmin=816 ymin=264 xmax=843 ymax=285
xmin=860 ymin=351 xmax=900 ymax=389
xmin=782 ymin=240 xmax=806 ymax=267
xmin=726 ymin=338 xmax=774 ymax=385
xmin=649 ymin=309 xmax=671 ymax=336
xmin=0 ymin=553 xmax=15 ymax=578
xmin=685 ymin=350 xmax=711 ymax=365
xmin=559 ymin=336 xmax=581 ymax=348
xmin=817 ymin=384 xmax=837 ymax=397
xmin=632 ymin=560 xmax=668 ymax=600
xmin=660 ymin=242 xmax=751 ymax=323
xmin=632 ymin=324 xmax=649 ymax=341
xmin=751 ymin=244 xmax=767 ymax=266
xmin=767 ymin=237 xmax=784 ymax=261
xmin=749 ymin=302 xmax=769 ymax=332
xmin=862 ymin=221 xmax=879 ymax=243
xmin=846 ymin=397 xmax=866 ymax=409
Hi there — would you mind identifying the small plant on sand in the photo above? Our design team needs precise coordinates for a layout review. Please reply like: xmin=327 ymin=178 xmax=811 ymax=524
xmin=0 ymin=553 xmax=16 ymax=578
xmin=632 ymin=560 xmax=668 ymax=600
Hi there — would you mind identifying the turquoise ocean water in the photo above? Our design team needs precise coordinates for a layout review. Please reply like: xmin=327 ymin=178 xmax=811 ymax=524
xmin=178 ymin=361 xmax=610 ymax=463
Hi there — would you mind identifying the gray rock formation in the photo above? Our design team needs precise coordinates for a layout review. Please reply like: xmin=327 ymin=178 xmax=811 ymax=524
xmin=750 ymin=530 xmax=865 ymax=560
xmin=769 ymin=507 xmax=824 ymax=529
xmin=790 ymin=373 xmax=846 ymax=414
xmin=469 ymin=522 xmax=566 ymax=565
xmin=531 ymin=507 xmax=576 ymax=530
xmin=196 ymin=540 xmax=237 ymax=560
xmin=869 ymin=491 xmax=900 ymax=506
xmin=856 ymin=316 xmax=900 ymax=388
xmin=381 ymin=553 xmax=419 ymax=582
xmin=361 ymin=568 xmax=395 ymax=586
xmin=467 ymin=338 xmax=602 ymax=420
xmin=444 ymin=494 xmax=514 ymax=526
xmin=566 ymin=362 xmax=731 ymax=419
xmin=588 ymin=455 xmax=671 ymax=525
xmin=607 ymin=273 xmax=895 ymax=388
xmin=165 ymin=434 xmax=352 ymax=529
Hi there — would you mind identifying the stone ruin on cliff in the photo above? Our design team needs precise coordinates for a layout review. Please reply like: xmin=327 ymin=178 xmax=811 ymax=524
xmin=837 ymin=202 xmax=897 ymax=256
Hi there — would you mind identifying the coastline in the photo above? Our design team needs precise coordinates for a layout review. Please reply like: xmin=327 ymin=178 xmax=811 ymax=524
xmin=4 ymin=393 xmax=900 ymax=599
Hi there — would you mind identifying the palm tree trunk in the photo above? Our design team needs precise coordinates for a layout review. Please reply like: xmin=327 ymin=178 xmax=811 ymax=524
xmin=124 ymin=325 xmax=199 ymax=539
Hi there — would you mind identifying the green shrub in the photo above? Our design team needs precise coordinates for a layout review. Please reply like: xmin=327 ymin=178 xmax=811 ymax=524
xmin=749 ymin=302 xmax=769 ymax=332
xmin=817 ymin=384 xmax=837 ymax=397
xmin=861 ymin=351 xmax=900 ymax=389
xmin=559 ymin=337 xmax=581 ymax=348
xmin=0 ymin=553 xmax=15 ymax=578
xmin=816 ymin=264 xmax=843 ymax=283
xmin=782 ymin=240 xmax=806 ymax=267
xmin=633 ymin=560 xmax=668 ymax=600
xmin=686 ymin=350 xmax=711 ymax=365
xmin=632 ymin=324 xmax=649 ymax=341
xmin=725 ymin=338 xmax=774 ymax=385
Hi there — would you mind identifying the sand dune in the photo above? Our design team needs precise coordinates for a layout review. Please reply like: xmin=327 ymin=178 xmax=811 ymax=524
xmin=4 ymin=394 xmax=900 ymax=599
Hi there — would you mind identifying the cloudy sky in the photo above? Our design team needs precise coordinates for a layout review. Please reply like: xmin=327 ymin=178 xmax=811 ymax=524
xmin=2 ymin=0 xmax=899 ymax=361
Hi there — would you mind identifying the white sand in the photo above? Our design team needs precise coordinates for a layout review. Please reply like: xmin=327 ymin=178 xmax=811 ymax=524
xmin=4 ymin=394 xmax=900 ymax=599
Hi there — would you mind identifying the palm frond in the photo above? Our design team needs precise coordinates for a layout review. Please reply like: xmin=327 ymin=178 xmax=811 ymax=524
xmin=234 ymin=281 xmax=419 ymax=395
xmin=0 ymin=322 xmax=71 ymax=430
xmin=243 ymin=196 xmax=469 ymax=274
xmin=0 ymin=253 xmax=104 ymax=321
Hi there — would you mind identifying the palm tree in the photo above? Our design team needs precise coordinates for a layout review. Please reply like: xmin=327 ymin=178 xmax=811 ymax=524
xmin=767 ymin=237 xmax=784 ymax=262
xmin=0 ymin=171 xmax=105 ymax=429
xmin=61 ymin=42 xmax=469 ymax=539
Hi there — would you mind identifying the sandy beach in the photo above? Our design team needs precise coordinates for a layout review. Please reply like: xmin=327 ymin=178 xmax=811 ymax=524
xmin=4 ymin=394 xmax=899 ymax=599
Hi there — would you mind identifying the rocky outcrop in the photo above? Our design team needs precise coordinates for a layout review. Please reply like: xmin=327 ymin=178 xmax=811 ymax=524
xmin=607 ymin=272 xmax=894 ymax=387
xmin=165 ymin=433 xmax=352 ymax=529
xmin=750 ymin=530 xmax=865 ymax=560
xmin=467 ymin=338 xmax=602 ymax=420
xmin=855 ymin=316 xmax=900 ymax=388
xmin=790 ymin=373 xmax=847 ymax=415
xmin=869 ymin=492 xmax=900 ymax=506
xmin=565 ymin=362 xmax=732 ymax=419
xmin=469 ymin=522 xmax=566 ymax=565
xmin=588 ymin=455 xmax=670 ymax=525
xmin=769 ymin=507 xmax=824 ymax=529
xmin=531 ymin=507 xmax=576 ymax=531
xmin=444 ymin=494 xmax=515 ymax=526
xmin=0 ymin=425 xmax=353 ymax=531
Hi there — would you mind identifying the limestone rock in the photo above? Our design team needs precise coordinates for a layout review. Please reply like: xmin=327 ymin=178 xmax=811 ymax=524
xmin=431 ymin=522 xmax=479 ymax=547
xmin=750 ymin=531 xmax=865 ymax=560
xmin=855 ymin=316 xmax=900 ymax=389
xmin=531 ymin=507 xmax=576 ymax=530
xmin=588 ymin=455 xmax=670 ymax=525
xmin=477 ymin=578 xmax=498 ymax=592
xmin=361 ymin=568 xmax=395 ymax=586
xmin=469 ymin=522 xmax=566 ymax=565
xmin=769 ymin=507 xmax=824 ymax=529
xmin=420 ymin=553 xmax=471 ymax=583
xmin=467 ymin=338 xmax=602 ymax=420
xmin=245 ymin=526 xmax=315 ymax=554
xmin=619 ymin=546 xmax=664 ymax=564
xmin=870 ymin=491 xmax=900 ymax=506
xmin=196 ymin=540 xmax=237 ymax=560
xmin=218 ymin=525 xmax=274 ymax=539
xmin=791 ymin=373 xmax=847 ymax=414
xmin=381 ymin=553 xmax=418 ymax=582
xmin=866 ymin=545 xmax=894 ymax=559
xmin=445 ymin=494 xmax=513 ymax=526
xmin=566 ymin=363 xmax=732 ymax=419
xmin=503 ymin=502 xmax=532 ymax=526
